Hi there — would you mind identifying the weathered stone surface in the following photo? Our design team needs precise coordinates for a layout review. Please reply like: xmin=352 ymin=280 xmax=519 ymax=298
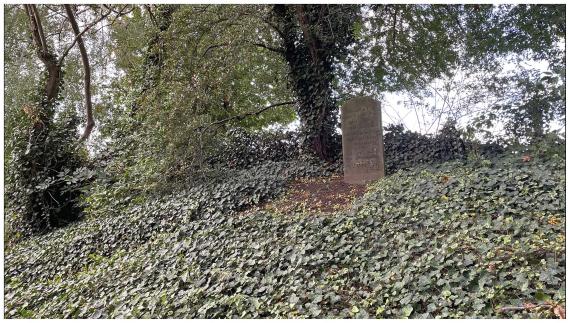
xmin=340 ymin=96 xmax=385 ymax=184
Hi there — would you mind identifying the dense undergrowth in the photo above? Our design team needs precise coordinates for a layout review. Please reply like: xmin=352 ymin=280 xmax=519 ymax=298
xmin=4 ymin=153 xmax=565 ymax=318
xmin=4 ymin=159 xmax=334 ymax=284
xmin=3 ymin=122 xmax=491 ymax=241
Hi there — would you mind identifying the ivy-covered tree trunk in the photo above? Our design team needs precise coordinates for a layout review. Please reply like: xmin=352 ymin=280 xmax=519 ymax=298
xmin=132 ymin=4 xmax=179 ymax=114
xmin=272 ymin=4 xmax=357 ymax=161
xmin=23 ymin=4 xmax=62 ymax=195
xmin=13 ymin=5 xmax=85 ymax=234
xmin=530 ymin=104 xmax=545 ymax=144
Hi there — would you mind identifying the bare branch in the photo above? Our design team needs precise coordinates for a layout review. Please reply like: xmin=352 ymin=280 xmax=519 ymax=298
xmin=202 ymin=43 xmax=229 ymax=57
xmin=103 ymin=4 xmax=134 ymax=16
xmin=58 ymin=6 xmax=112 ymax=64
xmin=144 ymin=5 xmax=157 ymax=27
xmin=260 ymin=15 xmax=286 ymax=41
xmin=249 ymin=41 xmax=285 ymax=54
xmin=45 ymin=5 xmax=67 ymax=20
xmin=197 ymin=101 xmax=297 ymax=133
xmin=30 ymin=4 xmax=48 ymax=53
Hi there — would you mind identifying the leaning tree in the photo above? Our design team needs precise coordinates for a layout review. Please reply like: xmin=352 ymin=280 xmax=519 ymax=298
xmin=8 ymin=4 xmax=131 ymax=233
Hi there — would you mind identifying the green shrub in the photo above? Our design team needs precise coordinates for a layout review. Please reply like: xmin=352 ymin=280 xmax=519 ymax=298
xmin=206 ymin=128 xmax=301 ymax=169
xmin=383 ymin=122 xmax=468 ymax=174
xmin=5 ymin=78 xmax=92 ymax=237
xmin=206 ymin=122 xmax=482 ymax=176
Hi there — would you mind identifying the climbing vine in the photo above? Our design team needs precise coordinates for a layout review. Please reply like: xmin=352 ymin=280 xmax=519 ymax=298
xmin=271 ymin=4 xmax=358 ymax=160
xmin=6 ymin=69 xmax=92 ymax=236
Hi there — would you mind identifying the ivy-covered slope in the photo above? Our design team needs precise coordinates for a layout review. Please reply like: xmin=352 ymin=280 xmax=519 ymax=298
xmin=4 ymin=160 xmax=333 ymax=285
xmin=4 ymin=155 xmax=565 ymax=318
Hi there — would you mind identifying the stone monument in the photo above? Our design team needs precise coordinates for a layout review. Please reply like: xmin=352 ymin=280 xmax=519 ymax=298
xmin=340 ymin=96 xmax=385 ymax=184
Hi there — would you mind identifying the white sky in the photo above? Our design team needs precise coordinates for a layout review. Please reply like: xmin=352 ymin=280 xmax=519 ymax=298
xmin=5 ymin=4 xmax=564 ymax=146
xmin=280 ymin=58 xmax=560 ymax=141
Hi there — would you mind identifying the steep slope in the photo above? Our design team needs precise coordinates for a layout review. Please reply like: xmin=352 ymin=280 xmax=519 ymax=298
xmin=4 ymin=156 xmax=565 ymax=318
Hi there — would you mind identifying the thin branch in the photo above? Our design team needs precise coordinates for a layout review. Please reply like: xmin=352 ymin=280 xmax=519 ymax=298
xmin=498 ymin=303 xmax=553 ymax=312
xmin=58 ymin=6 xmax=112 ymax=64
xmin=391 ymin=6 xmax=397 ymax=55
xmin=86 ymin=6 xmax=132 ymax=37
xmin=102 ymin=4 xmax=134 ymax=16
xmin=45 ymin=5 xmax=67 ymax=20
xmin=144 ymin=5 xmax=157 ymax=27
xmin=249 ymin=41 xmax=285 ymax=54
xmin=262 ymin=16 xmax=286 ymax=41
xmin=196 ymin=101 xmax=297 ymax=133
xmin=202 ymin=43 xmax=229 ymax=57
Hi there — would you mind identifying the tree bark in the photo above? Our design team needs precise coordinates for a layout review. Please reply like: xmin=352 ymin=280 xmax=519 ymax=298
xmin=25 ymin=4 xmax=61 ymax=103
xmin=131 ymin=4 xmax=179 ymax=115
xmin=64 ymin=4 xmax=94 ymax=142
xmin=272 ymin=4 xmax=340 ymax=161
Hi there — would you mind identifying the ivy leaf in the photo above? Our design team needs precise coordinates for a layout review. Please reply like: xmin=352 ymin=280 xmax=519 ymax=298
xmin=534 ymin=291 xmax=551 ymax=302
xmin=402 ymin=305 xmax=414 ymax=318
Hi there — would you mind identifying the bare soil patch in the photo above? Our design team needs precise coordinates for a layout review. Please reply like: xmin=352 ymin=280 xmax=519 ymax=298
xmin=263 ymin=175 xmax=367 ymax=214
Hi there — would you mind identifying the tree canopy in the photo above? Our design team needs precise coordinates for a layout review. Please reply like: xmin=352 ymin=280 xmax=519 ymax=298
xmin=3 ymin=2 xmax=566 ymax=235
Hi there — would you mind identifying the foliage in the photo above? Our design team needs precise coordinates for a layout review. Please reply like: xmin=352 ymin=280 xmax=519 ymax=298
xmin=358 ymin=156 xmax=565 ymax=318
xmin=207 ymin=122 xmax=498 ymax=177
xmin=524 ymin=131 xmax=566 ymax=158
xmin=5 ymin=159 xmax=334 ymax=285
xmin=342 ymin=4 xmax=463 ymax=95
xmin=5 ymin=71 xmax=92 ymax=237
xmin=465 ymin=4 xmax=565 ymax=64
xmin=383 ymin=122 xmax=471 ymax=174
xmin=471 ymin=6 xmax=565 ymax=143
xmin=206 ymin=128 xmax=301 ymax=169
xmin=207 ymin=120 xmax=487 ymax=177
xmin=102 ymin=4 xmax=297 ymax=184
xmin=4 ymin=4 xmax=134 ymax=236
xmin=4 ymin=155 xmax=564 ymax=318
xmin=487 ymin=68 xmax=564 ymax=144
xmin=4 ymin=5 xmax=43 ymax=164
xmin=341 ymin=4 xmax=565 ymax=146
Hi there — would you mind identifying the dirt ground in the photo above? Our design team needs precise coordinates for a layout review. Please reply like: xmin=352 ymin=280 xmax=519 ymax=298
xmin=262 ymin=175 xmax=367 ymax=214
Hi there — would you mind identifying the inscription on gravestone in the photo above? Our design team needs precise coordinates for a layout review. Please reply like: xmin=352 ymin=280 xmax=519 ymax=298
xmin=340 ymin=96 xmax=385 ymax=184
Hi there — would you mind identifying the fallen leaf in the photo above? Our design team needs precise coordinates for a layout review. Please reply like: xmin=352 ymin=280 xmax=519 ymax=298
xmin=553 ymin=305 xmax=565 ymax=319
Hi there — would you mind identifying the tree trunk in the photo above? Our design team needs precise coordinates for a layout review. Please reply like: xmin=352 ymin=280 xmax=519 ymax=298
xmin=64 ymin=4 xmax=94 ymax=142
xmin=272 ymin=4 xmax=344 ymax=161
xmin=25 ymin=4 xmax=62 ymax=104
xmin=132 ymin=4 xmax=179 ymax=115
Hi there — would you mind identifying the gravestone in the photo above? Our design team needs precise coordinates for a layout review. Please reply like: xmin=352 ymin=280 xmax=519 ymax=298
xmin=340 ymin=96 xmax=385 ymax=184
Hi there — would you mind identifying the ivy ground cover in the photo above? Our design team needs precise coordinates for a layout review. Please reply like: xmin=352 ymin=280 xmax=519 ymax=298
xmin=4 ymin=155 xmax=565 ymax=318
